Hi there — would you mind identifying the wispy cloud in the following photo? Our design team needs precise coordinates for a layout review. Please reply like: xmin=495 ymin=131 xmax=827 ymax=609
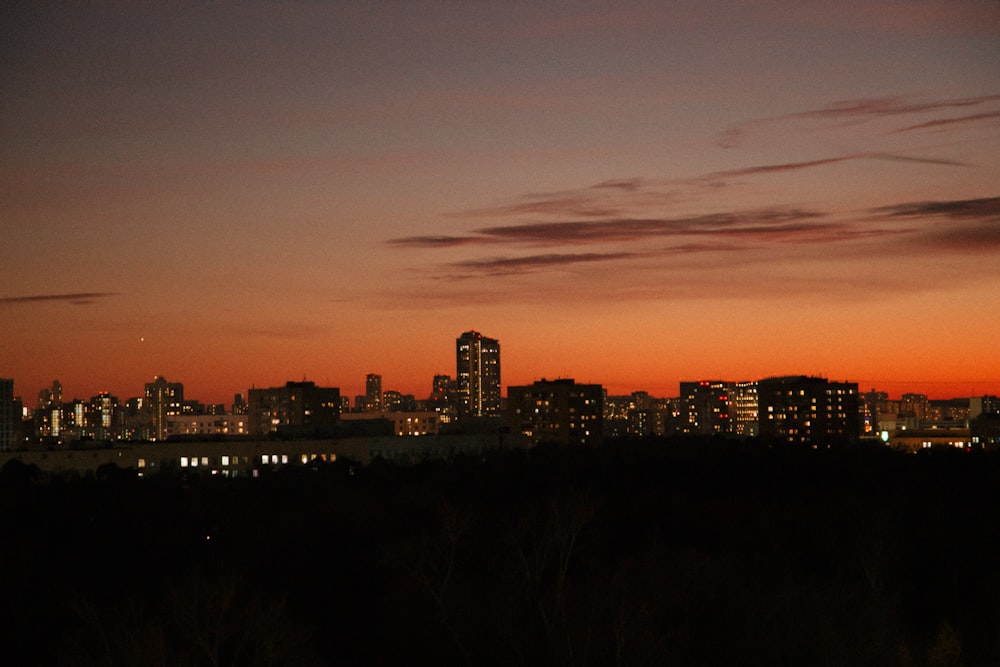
xmin=872 ymin=196 xmax=1000 ymax=220
xmin=447 ymin=195 xmax=625 ymax=219
xmin=0 ymin=292 xmax=119 ymax=306
xmin=449 ymin=251 xmax=638 ymax=275
xmin=790 ymin=93 xmax=1000 ymax=122
xmin=894 ymin=110 xmax=1000 ymax=133
xmin=390 ymin=208 xmax=832 ymax=250
xmin=718 ymin=93 xmax=1000 ymax=147
xmin=388 ymin=235 xmax=489 ymax=248
xmin=869 ymin=196 xmax=1000 ymax=252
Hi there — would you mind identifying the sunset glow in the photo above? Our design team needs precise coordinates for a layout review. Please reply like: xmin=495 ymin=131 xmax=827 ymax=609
xmin=2 ymin=1 xmax=999 ymax=404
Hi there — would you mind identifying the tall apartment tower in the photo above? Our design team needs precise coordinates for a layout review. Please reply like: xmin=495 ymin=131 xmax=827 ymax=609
xmin=145 ymin=376 xmax=184 ymax=441
xmin=456 ymin=330 xmax=501 ymax=417
xmin=0 ymin=378 xmax=16 ymax=451
xmin=679 ymin=380 xmax=735 ymax=436
xmin=365 ymin=374 xmax=383 ymax=412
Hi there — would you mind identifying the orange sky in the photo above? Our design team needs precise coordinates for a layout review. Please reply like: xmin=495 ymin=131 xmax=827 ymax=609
xmin=2 ymin=1 xmax=999 ymax=405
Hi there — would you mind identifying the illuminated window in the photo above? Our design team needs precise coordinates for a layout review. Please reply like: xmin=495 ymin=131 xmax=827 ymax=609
xmin=281 ymin=454 xmax=288 ymax=464
xmin=137 ymin=458 xmax=146 ymax=468
xmin=221 ymin=456 xmax=230 ymax=466
xmin=201 ymin=457 xmax=208 ymax=466
xmin=180 ymin=457 xmax=189 ymax=467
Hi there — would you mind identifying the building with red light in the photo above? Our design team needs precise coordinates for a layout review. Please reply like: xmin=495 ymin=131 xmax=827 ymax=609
xmin=680 ymin=380 xmax=735 ymax=436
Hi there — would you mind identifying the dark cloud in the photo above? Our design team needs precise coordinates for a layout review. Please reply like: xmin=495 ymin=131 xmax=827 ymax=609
xmin=717 ymin=93 xmax=1000 ymax=146
xmin=865 ymin=153 xmax=971 ymax=167
xmin=925 ymin=222 xmax=1000 ymax=251
xmin=894 ymin=111 xmax=1000 ymax=133
xmin=589 ymin=177 xmax=645 ymax=191
xmin=389 ymin=208 xmax=842 ymax=250
xmin=789 ymin=93 xmax=1000 ymax=121
xmin=0 ymin=292 xmax=119 ymax=306
xmin=868 ymin=196 xmax=1000 ymax=254
xmin=449 ymin=196 xmax=623 ymax=219
xmin=449 ymin=251 xmax=637 ymax=274
xmin=387 ymin=235 xmax=483 ymax=248
xmin=872 ymin=196 xmax=1000 ymax=220
xmin=699 ymin=153 xmax=968 ymax=183
xmin=475 ymin=209 xmax=829 ymax=245
xmin=702 ymin=157 xmax=855 ymax=180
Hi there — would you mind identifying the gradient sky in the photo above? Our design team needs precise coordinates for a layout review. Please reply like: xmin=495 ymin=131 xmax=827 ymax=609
xmin=3 ymin=0 xmax=999 ymax=405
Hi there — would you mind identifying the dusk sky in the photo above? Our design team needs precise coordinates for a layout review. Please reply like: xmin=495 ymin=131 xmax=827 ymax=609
xmin=3 ymin=1 xmax=999 ymax=405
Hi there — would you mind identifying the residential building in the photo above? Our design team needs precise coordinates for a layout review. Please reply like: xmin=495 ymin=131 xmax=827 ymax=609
xmin=732 ymin=381 xmax=759 ymax=437
xmin=145 ymin=376 xmax=184 ymax=441
xmin=507 ymin=378 xmax=603 ymax=445
xmin=247 ymin=381 xmax=340 ymax=437
xmin=456 ymin=330 xmax=501 ymax=418
xmin=365 ymin=374 xmax=382 ymax=412
xmin=680 ymin=380 xmax=735 ymax=436
xmin=758 ymin=376 xmax=860 ymax=446
xmin=0 ymin=378 xmax=16 ymax=451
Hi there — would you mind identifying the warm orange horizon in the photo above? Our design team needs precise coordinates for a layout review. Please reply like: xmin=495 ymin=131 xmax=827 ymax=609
xmin=3 ymin=2 xmax=999 ymax=410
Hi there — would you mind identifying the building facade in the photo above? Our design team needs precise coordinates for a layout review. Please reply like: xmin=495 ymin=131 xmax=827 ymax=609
xmin=758 ymin=376 xmax=860 ymax=446
xmin=145 ymin=376 xmax=184 ymax=441
xmin=456 ymin=330 xmax=501 ymax=418
xmin=507 ymin=378 xmax=603 ymax=445
xmin=680 ymin=380 xmax=735 ymax=436
xmin=247 ymin=381 xmax=340 ymax=437
xmin=365 ymin=374 xmax=382 ymax=412
xmin=0 ymin=378 xmax=16 ymax=451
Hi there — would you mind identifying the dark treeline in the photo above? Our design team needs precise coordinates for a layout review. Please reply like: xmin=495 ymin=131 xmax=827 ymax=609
xmin=2 ymin=439 xmax=999 ymax=666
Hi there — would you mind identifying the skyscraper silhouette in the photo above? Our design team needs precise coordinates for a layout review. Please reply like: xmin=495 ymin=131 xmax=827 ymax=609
xmin=456 ymin=330 xmax=501 ymax=418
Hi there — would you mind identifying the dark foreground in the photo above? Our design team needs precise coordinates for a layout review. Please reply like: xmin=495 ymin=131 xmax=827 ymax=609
xmin=2 ymin=440 xmax=999 ymax=666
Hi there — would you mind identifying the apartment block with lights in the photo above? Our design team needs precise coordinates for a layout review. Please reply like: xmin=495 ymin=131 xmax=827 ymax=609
xmin=507 ymin=378 xmax=604 ymax=445
xmin=456 ymin=330 xmax=501 ymax=418
xmin=758 ymin=375 xmax=860 ymax=446
xmin=247 ymin=381 xmax=341 ymax=437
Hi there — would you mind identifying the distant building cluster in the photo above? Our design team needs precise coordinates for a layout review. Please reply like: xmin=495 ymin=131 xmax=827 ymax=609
xmin=2 ymin=329 xmax=1000 ymax=455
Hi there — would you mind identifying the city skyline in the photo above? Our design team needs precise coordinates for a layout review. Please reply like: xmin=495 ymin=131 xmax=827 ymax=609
xmin=3 ymin=2 xmax=999 ymax=405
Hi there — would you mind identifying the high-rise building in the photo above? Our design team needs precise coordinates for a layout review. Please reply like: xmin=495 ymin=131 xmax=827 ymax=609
xmin=680 ymin=380 xmax=735 ymax=436
xmin=758 ymin=376 xmax=860 ymax=446
xmin=88 ymin=391 xmax=118 ymax=441
xmin=456 ymin=330 xmax=501 ymax=418
xmin=247 ymin=381 xmax=340 ymax=437
xmin=145 ymin=376 xmax=184 ymax=441
xmin=507 ymin=378 xmax=603 ymax=445
xmin=428 ymin=374 xmax=457 ymax=423
xmin=37 ymin=380 xmax=62 ymax=411
xmin=365 ymin=374 xmax=383 ymax=412
xmin=0 ymin=378 xmax=16 ymax=451
xmin=971 ymin=395 xmax=1000 ymax=419
xmin=732 ymin=381 xmax=759 ymax=437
